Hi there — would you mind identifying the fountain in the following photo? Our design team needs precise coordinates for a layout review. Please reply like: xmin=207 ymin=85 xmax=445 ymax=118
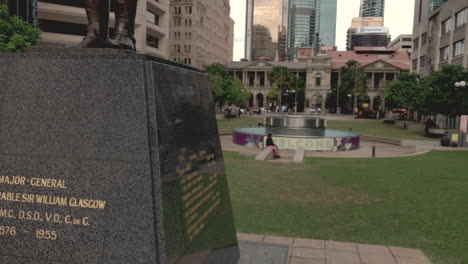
xmin=233 ymin=115 xmax=360 ymax=152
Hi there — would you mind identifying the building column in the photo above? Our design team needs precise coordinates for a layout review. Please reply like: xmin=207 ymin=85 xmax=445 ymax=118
xmin=243 ymin=71 xmax=247 ymax=85
xmin=254 ymin=71 xmax=258 ymax=88
xmin=321 ymin=92 xmax=327 ymax=113
xmin=382 ymin=96 xmax=386 ymax=109
xmin=369 ymin=95 xmax=375 ymax=111
xmin=371 ymin=72 xmax=375 ymax=90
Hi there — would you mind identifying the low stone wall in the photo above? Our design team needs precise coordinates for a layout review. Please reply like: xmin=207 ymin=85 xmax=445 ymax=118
xmin=407 ymin=122 xmax=425 ymax=132
xmin=395 ymin=120 xmax=406 ymax=128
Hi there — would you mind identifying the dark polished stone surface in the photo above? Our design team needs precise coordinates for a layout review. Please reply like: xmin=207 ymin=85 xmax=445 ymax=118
xmin=0 ymin=49 xmax=238 ymax=263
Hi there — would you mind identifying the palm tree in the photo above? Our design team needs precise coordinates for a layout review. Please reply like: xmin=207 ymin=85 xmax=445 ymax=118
xmin=268 ymin=66 xmax=294 ymax=107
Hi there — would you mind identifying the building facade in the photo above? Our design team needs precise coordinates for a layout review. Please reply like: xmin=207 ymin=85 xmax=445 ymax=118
xmin=412 ymin=0 xmax=467 ymax=74
xmin=389 ymin=34 xmax=413 ymax=56
xmin=245 ymin=0 xmax=337 ymax=61
xmin=169 ymin=0 xmax=234 ymax=69
xmin=319 ymin=0 xmax=337 ymax=47
xmin=286 ymin=0 xmax=320 ymax=60
xmin=33 ymin=0 xmax=170 ymax=58
xmin=360 ymin=0 xmax=385 ymax=18
xmin=226 ymin=48 xmax=410 ymax=111
xmin=346 ymin=17 xmax=389 ymax=50
xmin=245 ymin=0 xmax=285 ymax=61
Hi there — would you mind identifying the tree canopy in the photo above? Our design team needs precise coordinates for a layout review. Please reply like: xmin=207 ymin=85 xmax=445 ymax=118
xmin=339 ymin=60 xmax=367 ymax=97
xmin=424 ymin=65 xmax=468 ymax=116
xmin=267 ymin=66 xmax=305 ymax=108
xmin=385 ymin=73 xmax=429 ymax=114
xmin=203 ymin=63 xmax=249 ymax=109
xmin=0 ymin=3 xmax=40 ymax=52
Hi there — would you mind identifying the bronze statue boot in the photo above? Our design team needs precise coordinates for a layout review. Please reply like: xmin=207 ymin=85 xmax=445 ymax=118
xmin=109 ymin=31 xmax=136 ymax=51
xmin=79 ymin=0 xmax=111 ymax=48
xmin=109 ymin=0 xmax=137 ymax=51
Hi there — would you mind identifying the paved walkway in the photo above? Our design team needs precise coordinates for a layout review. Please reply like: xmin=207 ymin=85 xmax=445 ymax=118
xmin=238 ymin=233 xmax=432 ymax=264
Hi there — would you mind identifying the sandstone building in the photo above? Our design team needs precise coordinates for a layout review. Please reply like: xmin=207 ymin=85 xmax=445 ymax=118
xmin=169 ymin=0 xmax=234 ymax=69
xmin=226 ymin=48 xmax=410 ymax=112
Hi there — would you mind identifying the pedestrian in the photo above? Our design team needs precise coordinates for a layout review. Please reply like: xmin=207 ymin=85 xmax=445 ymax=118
xmin=265 ymin=133 xmax=280 ymax=158
xmin=425 ymin=117 xmax=434 ymax=137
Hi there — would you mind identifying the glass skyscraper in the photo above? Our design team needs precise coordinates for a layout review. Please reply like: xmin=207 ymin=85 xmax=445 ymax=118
xmin=287 ymin=0 xmax=320 ymax=60
xmin=246 ymin=0 xmax=337 ymax=61
xmin=360 ymin=0 xmax=385 ymax=17
xmin=319 ymin=0 xmax=337 ymax=47
xmin=245 ymin=0 xmax=286 ymax=61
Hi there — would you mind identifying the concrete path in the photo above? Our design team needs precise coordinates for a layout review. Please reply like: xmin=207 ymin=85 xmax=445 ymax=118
xmin=237 ymin=233 xmax=432 ymax=264
xmin=401 ymin=139 xmax=468 ymax=152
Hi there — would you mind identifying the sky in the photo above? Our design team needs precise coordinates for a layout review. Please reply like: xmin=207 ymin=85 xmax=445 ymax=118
xmin=229 ymin=0 xmax=416 ymax=61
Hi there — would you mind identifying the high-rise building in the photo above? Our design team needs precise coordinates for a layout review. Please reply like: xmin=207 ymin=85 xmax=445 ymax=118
xmin=319 ymin=0 xmax=337 ymax=47
xmin=245 ymin=0 xmax=337 ymax=61
xmin=360 ymin=0 xmax=385 ymax=18
xmin=24 ymin=0 xmax=170 ymax=58
xmin=389 ymin=34 xmax=413 ymax=56
xmin=412 ymin=0 xmax=467 ymax=74
xmin=245 ymin=0 xmax=286 ymax=61
xmin=346 ymin=17 xmax=390 ymax=50
xmin=286 ymin=0 xmax=320 ymax=60
xmin=169 ymin=0 xmax=234 ymax=69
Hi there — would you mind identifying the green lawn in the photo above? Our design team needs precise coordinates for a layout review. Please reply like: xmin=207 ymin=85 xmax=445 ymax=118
xmin=217 ymin=116 xmax=263 ymax=131
xmin=224 ymin=151 xmax=468 ymax=264
xmin=217 ymin=116 xmax=436 ymax=141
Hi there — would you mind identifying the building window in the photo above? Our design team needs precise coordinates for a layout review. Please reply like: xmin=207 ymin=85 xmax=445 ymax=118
xmin=145 ymin=10 xmax=159 ymax=25
xmin=413 ymin=37 xmax=419 ymax=49
xmin=440 ymin=46 xmax=449 ymax=61
xmin=315 ymin=74 xmax=322 ymax=86
xmin=455 ymin=8 xmax=467 ymax=28
xmin=412 ymin=59 xmax=418 ymax=70
xmin=146 ymin=35 xmax=159 ymax=49
xmin=441 ymin=17 xmax=452 ymax=35
xmin=453 ymin=39 xmax=465 ymax=57
xmin=420 ymin=56 xmax=426 ymax=68
xmin=421 ymin=33 xmax=427 ymax=46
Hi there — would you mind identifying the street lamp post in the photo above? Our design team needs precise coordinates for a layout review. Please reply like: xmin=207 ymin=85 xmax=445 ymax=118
xmin=286 ymin=89 xmax=297 ymax=114
xmin=455 ymin=81 xmax=467 ymax=115
xmin=347 ymin=93 xmax=352 ymax=111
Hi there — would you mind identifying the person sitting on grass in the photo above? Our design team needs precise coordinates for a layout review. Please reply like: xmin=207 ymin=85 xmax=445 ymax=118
xmin=266 ymin=133 xmax=280 ymax=158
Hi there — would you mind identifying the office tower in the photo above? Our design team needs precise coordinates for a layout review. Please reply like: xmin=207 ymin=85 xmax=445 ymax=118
xmin=286 ymin=0 xmax=320 ymax=60
xmin=169 ymin=0 xmax=234 ymax=69
xmin=412 ymin=0 xmax=467 ymax=74
xmin=245 ymin=0 xmax=285 ymax=61
xmin=389 ymin=34 xmax=413 ymax=56
xmin=346 ymin=17 xmax=389 ymax=50
xmin=25 ymin=0 xmax=170 ymax=58
xmin=319 ymin=0 xmax=337 ymax=47
xmin=360 ymin=0 xmax=385 ymax=18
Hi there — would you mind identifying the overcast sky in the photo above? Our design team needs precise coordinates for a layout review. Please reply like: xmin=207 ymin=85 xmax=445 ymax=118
xmin=229 ymin=0 xmax=416 ymax=61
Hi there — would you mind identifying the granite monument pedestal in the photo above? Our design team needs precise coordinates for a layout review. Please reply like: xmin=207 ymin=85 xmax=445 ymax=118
xmin=0 ymin=48 xmax=239 ymax=264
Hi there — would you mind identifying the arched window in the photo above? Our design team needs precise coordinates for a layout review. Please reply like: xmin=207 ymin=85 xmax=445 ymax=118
xmin=315 ymin=73 xmax=322 ymax=86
